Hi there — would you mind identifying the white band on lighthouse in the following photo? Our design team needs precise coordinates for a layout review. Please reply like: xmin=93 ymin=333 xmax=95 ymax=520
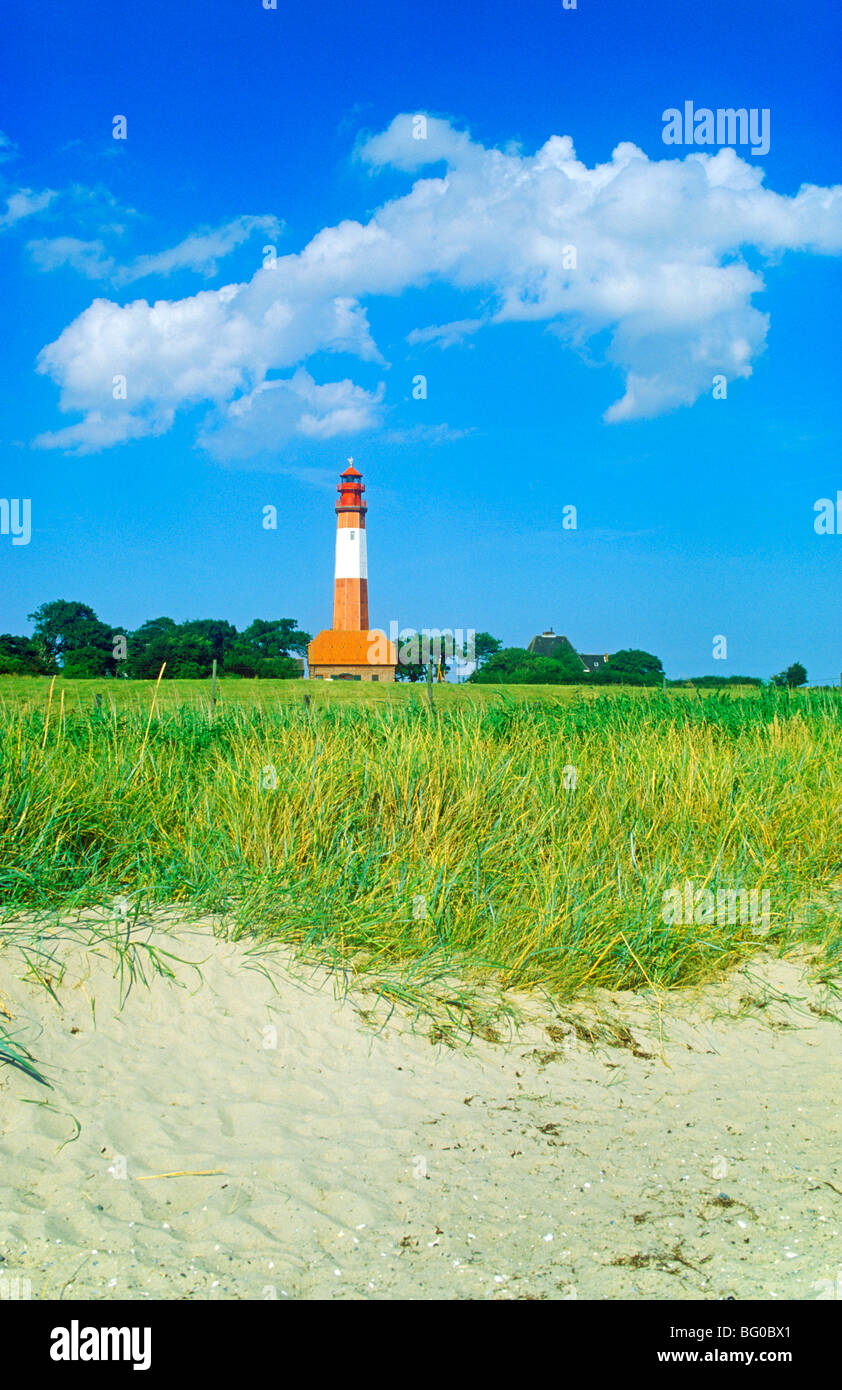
xmin=334 ymin=526 xmax=368 ymax=579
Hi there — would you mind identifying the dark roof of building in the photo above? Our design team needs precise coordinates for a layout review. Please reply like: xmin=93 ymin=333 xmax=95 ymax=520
xmin=526 ymin=633 xmax=612 ymax=670
xmin=527 ymin=632 xmax=583 ymax=662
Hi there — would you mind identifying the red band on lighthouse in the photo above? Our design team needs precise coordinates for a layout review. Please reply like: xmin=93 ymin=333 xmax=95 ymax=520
xmin=332 ymin=461 xmax=369 ymax=631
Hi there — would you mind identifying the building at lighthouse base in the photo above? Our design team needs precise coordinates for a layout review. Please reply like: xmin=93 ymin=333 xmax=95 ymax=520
xmin=307 ymin=629 xmax=397 ymax=681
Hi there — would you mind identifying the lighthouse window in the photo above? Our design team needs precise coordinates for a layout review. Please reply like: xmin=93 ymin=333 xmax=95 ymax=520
xmin=349 ymin=530 xmax=355 ymax=539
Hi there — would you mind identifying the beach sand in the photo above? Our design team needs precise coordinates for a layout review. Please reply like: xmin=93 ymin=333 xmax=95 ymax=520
xmin=1 ymin=914 xmax=840 ymax=1301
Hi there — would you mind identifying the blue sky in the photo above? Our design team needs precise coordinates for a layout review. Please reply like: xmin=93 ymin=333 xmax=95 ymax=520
xmin=2 ymin=0 xmax=841 ymax=678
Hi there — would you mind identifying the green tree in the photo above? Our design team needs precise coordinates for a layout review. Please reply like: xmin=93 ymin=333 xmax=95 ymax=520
xmin=130 ymin=617 xmax=178 ymax=644
xmin=594 ymin=649 xmax=664 ymax=684
xmin=241 ymin=618 xmax=311 ymax=659
xmin=771 ymin=662 xmax=807 ymax=688
xmin=228 ymin=618 xmax=310 ymax=677
xmin=395 ymin=631 xmax=424 ymax=682
xmin=252 ymin=656 xmax=304 ymax=679
xmin=472 ymin=632 xmax=502 ymax=669
xmin=180 ymin=618 xmax=238 ymax=665
xmin=121 ymin=619 xmax=174 ymax=679
xmin=19 ymin=604 xmax=312 ymax=680
xmin=394 ymin=630 xmax=455 ymax=682
xmin=131 ymin=631 xmax=215 ymax=679
xmin=0 ymin=634 xmax=49 ymax=675
xmin=471 ymin=647 xmax=583 ymax=684
xmin=28 ymin=599 xmax=115 ymax=674
xmin=62 ymin=645 xmax=116 ymax=679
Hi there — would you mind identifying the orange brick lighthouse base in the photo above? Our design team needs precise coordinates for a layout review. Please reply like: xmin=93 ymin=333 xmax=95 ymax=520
xmin=307 ymin=461 xmax=397 ymax=681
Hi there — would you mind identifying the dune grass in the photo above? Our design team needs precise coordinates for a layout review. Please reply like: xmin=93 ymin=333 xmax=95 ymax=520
xmin=1 ymin=681 xmax=840 ymax=1018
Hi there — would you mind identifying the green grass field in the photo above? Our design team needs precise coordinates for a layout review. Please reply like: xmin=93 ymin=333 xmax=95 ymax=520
xmin=1 ymin=677 xmax=840 ymax=1011
xmin=0 ymin=674 xmax=766 ymax=713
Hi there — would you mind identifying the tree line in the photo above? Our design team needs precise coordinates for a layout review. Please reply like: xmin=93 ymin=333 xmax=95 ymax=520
xmin=470 ymin=647 xmax=806 ymax=687
xmin=402 ymin=639 xmax=690 ymax=684
xmin=0 ymin=601 xmax=311 ymax=679
xmin=0 ymin=601 xmax=808 ymax=687
xmin=469 ymin=644 xmax=666 ymax=684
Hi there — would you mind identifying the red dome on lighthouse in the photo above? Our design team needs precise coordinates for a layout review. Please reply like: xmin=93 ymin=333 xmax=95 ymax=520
xmin=336 ymin=459 xmax=367 ymax=512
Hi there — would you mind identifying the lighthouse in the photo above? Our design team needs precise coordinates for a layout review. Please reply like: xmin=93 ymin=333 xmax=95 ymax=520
xmin=307 ymin=460 xmax=398 ymax=681
xmin=332 ymin=462 xmax=369 ymax=631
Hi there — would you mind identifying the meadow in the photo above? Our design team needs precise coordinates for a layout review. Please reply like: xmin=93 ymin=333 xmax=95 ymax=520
xmin=1 ymin=676 xmax=840 ymax=1016
xmin=0 ymin=674 xmax=666 ymax=712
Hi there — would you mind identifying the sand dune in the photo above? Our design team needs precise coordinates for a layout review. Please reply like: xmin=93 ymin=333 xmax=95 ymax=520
xmin=1 ymin=914 xmax=840 ymax=1301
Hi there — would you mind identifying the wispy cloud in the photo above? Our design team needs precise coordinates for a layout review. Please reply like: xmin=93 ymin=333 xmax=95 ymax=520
xmin=27 ymin=236 xmax=114 ymax=278
xmin=383 ymin=423 xmax=475 ymax=445
xmin=28 ymin=214 xmax=282 ymax=284
xmin=0 ymin=187 xmax=57 ymax=230
xmin=407 ymin=318 xmax=484 ymax=349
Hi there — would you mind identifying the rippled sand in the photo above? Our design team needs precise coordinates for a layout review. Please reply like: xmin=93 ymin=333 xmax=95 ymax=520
xmin=1 ymin=914 xmax=840 ymax=1300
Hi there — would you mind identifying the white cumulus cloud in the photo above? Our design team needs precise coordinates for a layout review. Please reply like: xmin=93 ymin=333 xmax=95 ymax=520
xmin=33 ymin=113 xmax=842 ymax=455
xmin=199 ymin=369 xmax=385 ymax=461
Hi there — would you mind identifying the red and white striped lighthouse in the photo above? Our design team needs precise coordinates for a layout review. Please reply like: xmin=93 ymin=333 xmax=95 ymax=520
xmin=332 ymin=460 xmax=369 ymax=631
xmin=307 ymin=459 xmax=398 ymax=681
